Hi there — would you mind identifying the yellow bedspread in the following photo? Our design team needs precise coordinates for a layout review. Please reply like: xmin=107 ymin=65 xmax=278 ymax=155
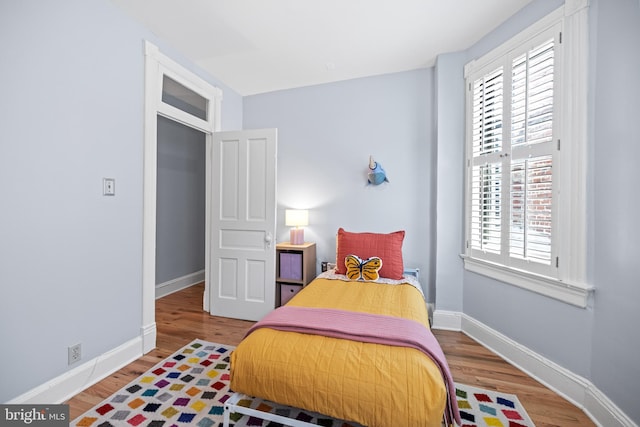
xmin=230 ymin=277 xmax=446 ymax=427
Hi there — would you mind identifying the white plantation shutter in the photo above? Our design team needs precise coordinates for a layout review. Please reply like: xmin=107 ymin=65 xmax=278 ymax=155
xmin=471 ymin=163 xmax=502 ymax=254
xmin=470 ymin=66 xmax=504 ymax=257
xmin=511 ymin=40 xmax=555 ymax=148
xmin=467 ymin=29 xmax=559 ymax=277
xmin=509 ymin=156 xmax=553 ymax=264
xmin=472 ymin=67 xmax=503 ymax=157
xmin=509 ymin=37 xmax=556 ymax=271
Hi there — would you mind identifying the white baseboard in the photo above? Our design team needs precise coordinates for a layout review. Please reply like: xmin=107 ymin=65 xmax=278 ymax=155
xmin=584 ymin=386 xmax=637 ymax=427
xmin=141 ymin=322 xmax=157 ymax=354
xmin=7 ymin=336 xmax=144 ymax=405
xmin=155 ymin=270 xmax=204 ymax=299
xmin=431 ymin=309 xmax=462 ymax=331
xmin=432 ymin=309 xmax=636 ymax=427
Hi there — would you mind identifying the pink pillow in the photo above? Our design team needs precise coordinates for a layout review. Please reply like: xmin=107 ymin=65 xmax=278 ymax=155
xmin=335 ymin=228 xmax=405 ymax=279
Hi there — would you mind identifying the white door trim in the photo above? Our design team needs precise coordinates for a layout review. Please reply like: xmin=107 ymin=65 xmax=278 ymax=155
xmin=142 ymin=41 xmax=222 ymax=353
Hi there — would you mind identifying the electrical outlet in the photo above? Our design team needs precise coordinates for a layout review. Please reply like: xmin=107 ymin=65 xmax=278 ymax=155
xmin=68 ymin=343 xmax=81 ymax=365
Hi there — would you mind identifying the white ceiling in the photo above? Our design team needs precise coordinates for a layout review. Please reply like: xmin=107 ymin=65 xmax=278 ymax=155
xmin=110 ymin=0 xmax=534 ymax=96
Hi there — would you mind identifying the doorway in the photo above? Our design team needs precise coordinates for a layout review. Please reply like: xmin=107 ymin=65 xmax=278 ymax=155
xmin=155 ymin=116 xmax=206 ymax=298
xmin=142 ymin=41 xmax=222 ymax=353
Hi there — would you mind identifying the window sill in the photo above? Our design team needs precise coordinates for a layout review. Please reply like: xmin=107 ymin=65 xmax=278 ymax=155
xmin=461 ymin=255 xmax=594 ymax=308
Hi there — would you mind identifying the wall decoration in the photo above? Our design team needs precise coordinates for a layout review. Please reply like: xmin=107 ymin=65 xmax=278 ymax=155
xmin=367 ymin=155 xmax=389 ymax=185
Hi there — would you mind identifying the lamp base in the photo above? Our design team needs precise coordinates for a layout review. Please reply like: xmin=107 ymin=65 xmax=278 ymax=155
xmin=289 ymin=228 xmax=304 ymax=245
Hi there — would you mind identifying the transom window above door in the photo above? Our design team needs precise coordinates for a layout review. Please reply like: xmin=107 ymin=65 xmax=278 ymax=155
xmin=162 ymin=75 xmax=208 ymax=121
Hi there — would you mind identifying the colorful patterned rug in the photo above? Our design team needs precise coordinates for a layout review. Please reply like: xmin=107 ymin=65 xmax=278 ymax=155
xmin=71 ymin=339 xmax=361 ymax=427
xmin=72 ymin=339 xmax=534 ymax=427
xmin=454 ymin=383 xmax=535 ymax=427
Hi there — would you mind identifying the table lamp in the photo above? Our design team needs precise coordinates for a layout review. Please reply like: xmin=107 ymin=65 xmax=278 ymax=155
xmin=285 ymin=209 xmax=308 ymax=245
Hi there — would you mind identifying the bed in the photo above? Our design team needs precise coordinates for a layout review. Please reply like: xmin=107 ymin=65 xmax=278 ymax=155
xmin=225 ymin=229 xmax=460 ymax=427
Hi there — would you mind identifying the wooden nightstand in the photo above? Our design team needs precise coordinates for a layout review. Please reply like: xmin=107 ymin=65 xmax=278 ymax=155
xmin=275 ymin=242 xmax=316 ymax=307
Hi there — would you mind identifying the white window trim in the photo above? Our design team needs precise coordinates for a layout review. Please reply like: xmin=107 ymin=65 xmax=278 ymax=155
xmin=462 ymin=0 xmax=594 ymax=308
xmin=462 ymin=256 xmax=592 ymax=307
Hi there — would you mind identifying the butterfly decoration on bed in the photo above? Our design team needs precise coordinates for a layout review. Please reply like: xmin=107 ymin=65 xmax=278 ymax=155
xmin=345 ymin=254 xmax=383 ymax=281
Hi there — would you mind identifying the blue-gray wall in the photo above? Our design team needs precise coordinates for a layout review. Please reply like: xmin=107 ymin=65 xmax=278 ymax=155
xmin=0 ymin=0 xmax=242 ymax=403
xmin=156 ymin=117 xmax=206 ymax=285
xmin=434 ymin=52 xmax=466 ymax=312
xmin=590 ymin=0 xmax=640 ymax=419
xmin=243 ymin=69 xmax=435 ymax=297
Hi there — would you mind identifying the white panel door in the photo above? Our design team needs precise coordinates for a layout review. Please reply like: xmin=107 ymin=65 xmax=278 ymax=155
xmin=209 ymin=129 xmax=277 ymax=321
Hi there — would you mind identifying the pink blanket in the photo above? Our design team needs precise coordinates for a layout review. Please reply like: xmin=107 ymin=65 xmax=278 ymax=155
xmin=246 ymin=306 xmax=461 ymax=426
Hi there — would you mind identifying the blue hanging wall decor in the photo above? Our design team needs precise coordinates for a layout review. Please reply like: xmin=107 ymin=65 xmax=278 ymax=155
xmin=367 ymin=155 xmax=389 ymax=185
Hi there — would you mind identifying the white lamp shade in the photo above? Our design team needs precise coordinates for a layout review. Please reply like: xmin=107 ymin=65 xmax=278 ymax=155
xmin=285 ymin=209 xmax=309 ymax=227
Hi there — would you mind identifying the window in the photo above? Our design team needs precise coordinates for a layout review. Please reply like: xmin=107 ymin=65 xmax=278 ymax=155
xmin=469 ymin=33 xmax=557 ymax=278
xmin=162 ymin=75 xmax=208 ymax=121
xmin=463 ymin=4 xmax=592 ymax=307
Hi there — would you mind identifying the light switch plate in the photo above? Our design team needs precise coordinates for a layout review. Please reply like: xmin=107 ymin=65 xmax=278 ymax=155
xmin=103 ymin=178 xmax=115 ymax=196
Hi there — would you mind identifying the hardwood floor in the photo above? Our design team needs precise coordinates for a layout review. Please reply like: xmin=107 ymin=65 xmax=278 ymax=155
xmin=436 ymin=330 xmax=594 ymax=427
xmin=66 ymin=283 xmax=594 ymax=426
